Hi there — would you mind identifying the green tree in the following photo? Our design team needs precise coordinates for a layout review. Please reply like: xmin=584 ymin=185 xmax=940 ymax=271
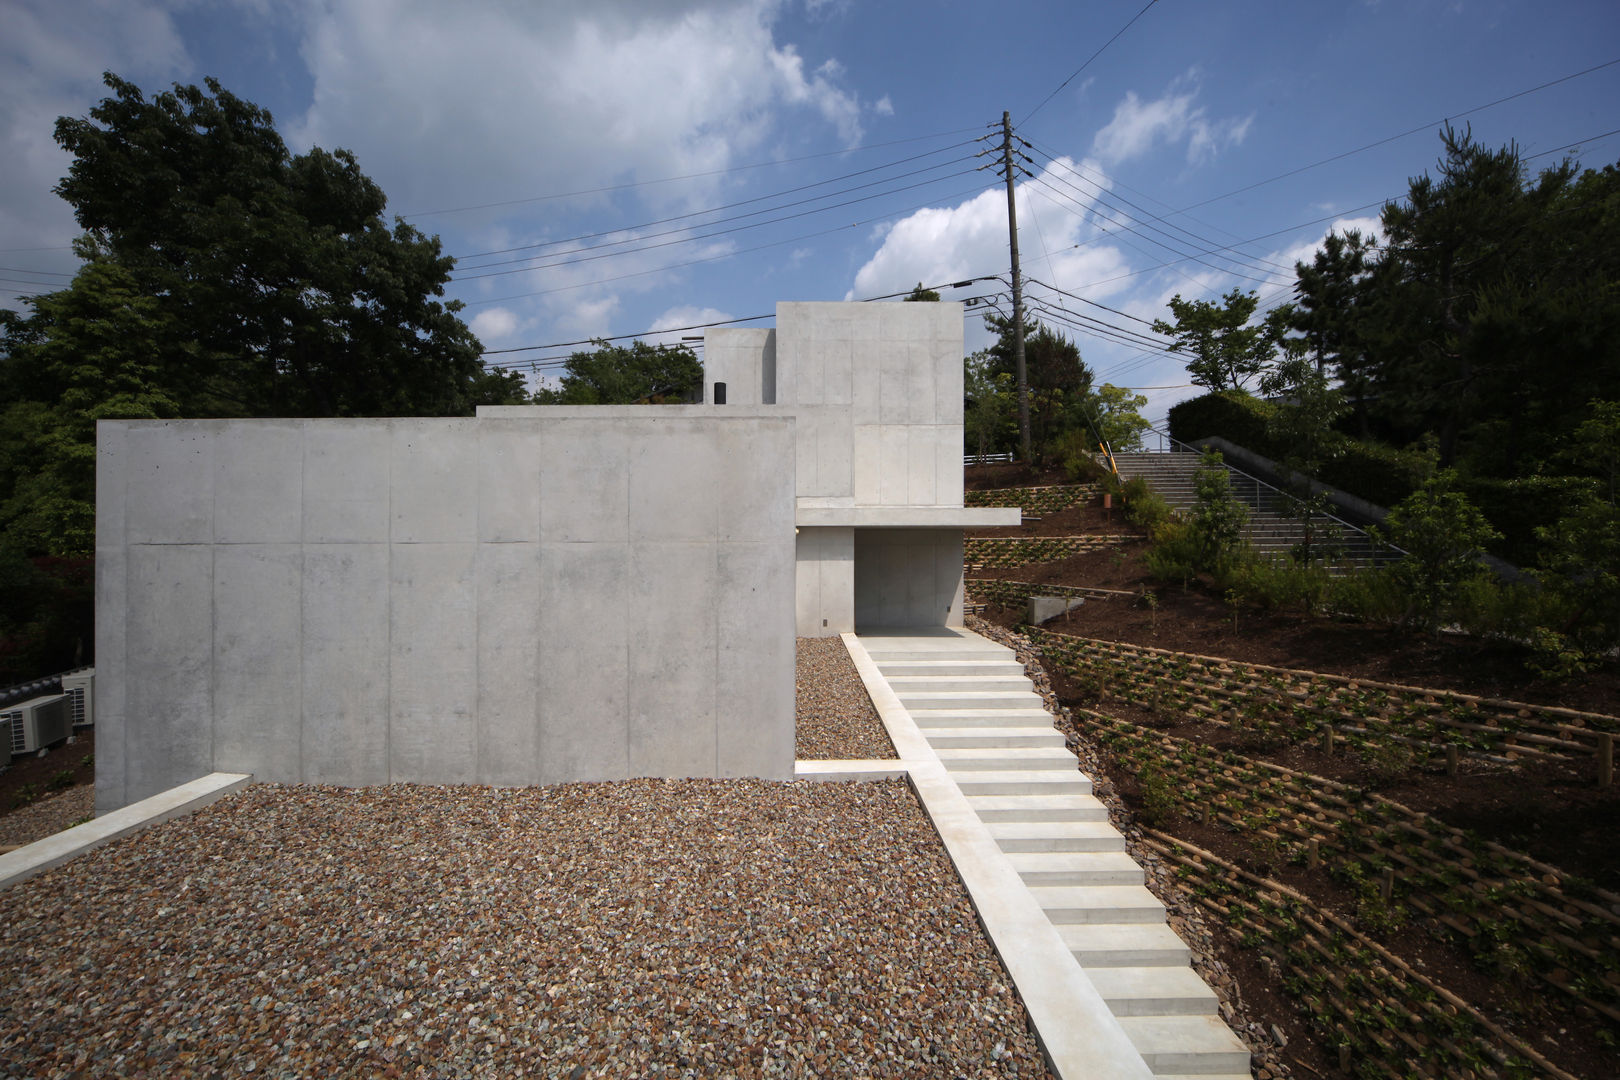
xmin=1083 ymin=383 xmax=1151 ymax=454
xmin=533 ymin=340 xmax=703 ymax=404
xmin=963 ymin=349 xmax=1015 ymax=458
xmin=1189 ymin=450 xmax=1249 ymax=574
xmin=1152 ymin=288 xmax=1286 ymax=393
xmin=1379 ymin=470 xmax=1500 ymax=636
xmin=1358 ymin=127 xmax=1620 ymax=472
xmin=1291 ymin=229 xmax=1377 ymax=434
xmin=1261 ymin=354 xmax=1347 ymax=563
xmin=904 ymin=282 xmax=940 ymax=301
xmin=982 ymin=313 xmax=1093 ymax=459
xmin=43 ymin=72 xmax=485 ymax=419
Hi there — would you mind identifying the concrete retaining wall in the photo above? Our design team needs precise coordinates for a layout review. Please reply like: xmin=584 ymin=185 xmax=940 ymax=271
xmin=95 ymin=415 xmax=796 ymax=812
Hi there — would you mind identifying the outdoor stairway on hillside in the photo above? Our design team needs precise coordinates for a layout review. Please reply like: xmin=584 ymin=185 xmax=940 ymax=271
xmin=1111 ymin=450 xmax=1386 ymax=571
xmin=857 ymin=629 xmax=1250 ymax=1080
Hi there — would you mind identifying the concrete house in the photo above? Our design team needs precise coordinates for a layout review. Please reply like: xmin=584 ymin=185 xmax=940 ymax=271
xmin=94 ymin=300 xmax=1013 ymax=811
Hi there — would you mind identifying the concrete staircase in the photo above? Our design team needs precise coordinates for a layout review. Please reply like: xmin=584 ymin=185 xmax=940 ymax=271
xmin=1112 ymin=449 xmax=1385 ymax=571
xmin=859 ymin=629 xmax=1250 ymax=1080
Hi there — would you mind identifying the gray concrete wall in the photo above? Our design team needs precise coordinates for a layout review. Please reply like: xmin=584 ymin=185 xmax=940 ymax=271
xmin=853 ymin=529 xmax=965 ymax=629
xmin=794 ymin=526 xmax=854 ymax=637
xmin=96 ymin=415 xmax=796 ymax=812
xmin=703 ymin=328 xmax=776 ymax=406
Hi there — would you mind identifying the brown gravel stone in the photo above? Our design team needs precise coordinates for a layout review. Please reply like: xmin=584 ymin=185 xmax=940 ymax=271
xmin=0 ymin=778 xmax=1049 ymax=1079
xmin=0 ymin=785 xmax=93 ymax=847
xmin=795 ymin=637 xmax=895 ymax=760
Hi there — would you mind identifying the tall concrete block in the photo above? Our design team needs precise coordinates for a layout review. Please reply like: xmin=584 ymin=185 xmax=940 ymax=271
xmin=794 ymin=526 xmax=854 ymax=636
xmin=478 ymin=423 xmax=542 ymax=543
xmin=304 ymin=423 xmax=390 ymax=544
xmin=124 ymin=544 xmax=214 ymax=801
xmin=91 ymin=547 xmax=127 ymax=814
xmin=212 ymin=544 xmax=302 ymax=782
xmin=389 ymin=543 xmax=478 ymax=783
xmin=126 ymin=423 xmax=213 ymax=544
xmin=214 ymin=422 xmax=302 ymax=544
xmin=301 ymin=543 xmax=390 ymax=786
xmin=627 ymin=542 xmax=718 ymax=776
xmin=392 ymin=421 xmax=477 ymax=544
xmin=631 ymin=422 xmax=719 ymax=542
xmin=718 ymin=540 xmax=795 ymax=776
xmin=476 ymin=541 xmax=542 ymax=786
xmin=538 ymin=541 xmax=631 ymax=783
xmin=540 ymin=423 xmax=629 ymax=543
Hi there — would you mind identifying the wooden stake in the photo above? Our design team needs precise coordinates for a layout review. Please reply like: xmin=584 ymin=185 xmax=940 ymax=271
xmin=1321 ymin=726 xmax=1334 ymax=755
xmin=1308 ymin=839 xmax=1321 ymax=871
xmin=1379 ymin=867 xmax=1395 ymax=906
xmin=1446 ymin=744 xmax=1460 ymax=777
xmin=1599 ymin=733 xmax=1613 ymax=789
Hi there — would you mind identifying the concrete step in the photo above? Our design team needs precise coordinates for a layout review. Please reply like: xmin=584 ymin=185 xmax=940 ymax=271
xmin=1029 ymin=885 xmax=1166 ymax=924
xmin=965 ymin=793 xmax=1108 ymax=823
xmin=1086 ymin=966 xmax=1219 ymax=1017
xmin=1004 ymin=850 xmax=1144 ymax=886
xmin=935 ymin=747 xmax=1078 ymax=772
xmin=912 ymin=709 xmax=1055 ymax=728
xmin=874 ymin=659 xmax=1026 ymax=678
xmin=951 ymin=771 xmax=1093 ymax=796
xmin=986 ymin=821 xmax=1125 ymax=853
xmin=1115 ymin=1015 xmax=1251 ymax=1076
xmin=1056 ymin=922 xmax=1191 ymax=968
xmin=925 ymin=726 xmax=1066 ymax=750
xmin=885 ymin=675 xmax=1035 ymax=695
xmin=900 ymin=691 xmax=1044 ymax=711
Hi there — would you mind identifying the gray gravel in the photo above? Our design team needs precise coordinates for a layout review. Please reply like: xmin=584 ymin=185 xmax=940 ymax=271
xmin=0 ymin=785 xmax=93 ymax=847
xmin=0 ymin=778 xmax=1049 ymax=1079
xmin=795 ymin=637 xmax=896 ymax=760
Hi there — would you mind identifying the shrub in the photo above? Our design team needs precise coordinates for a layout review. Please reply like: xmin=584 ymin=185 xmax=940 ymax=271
xmin=1189 ymin=450 xmax=1249 ymax=573
xmin=49 ymin=768 xmax=75 ymax=790
xmin=1325 ymin=567 xmax=1408 ymax=624
xmin=1378 ymin=472 xmax=1500 ymax=635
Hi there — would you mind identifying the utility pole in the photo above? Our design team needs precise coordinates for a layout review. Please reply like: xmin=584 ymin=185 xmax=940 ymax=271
xmin=1000 ymin=111 xmax=1031 ymax=463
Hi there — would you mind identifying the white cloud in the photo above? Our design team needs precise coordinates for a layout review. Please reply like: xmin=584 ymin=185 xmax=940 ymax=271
xmin=469 ymin=306 xmax=520 ymax=343
xmin=847 ymin=157 xmax=1130 ymax=304
xmin=1092 ymin=73 xmax=1253 ymax=166
xmin=1268 ymin=215 xmax=1384 ymax=274
xmin=288 ymin=0 xmax=872 ymax=216
xmin=873 ymin=94 xmax=894 ymax=117
xmin=644 ymin=305 xmax=735 ymax=346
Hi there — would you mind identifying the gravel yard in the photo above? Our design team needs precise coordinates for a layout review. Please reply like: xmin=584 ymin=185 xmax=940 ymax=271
xmin=795 ymin=637 xmax=896 ymax=760
xmin=0 ymin=778 xmax=1048 ymax=1079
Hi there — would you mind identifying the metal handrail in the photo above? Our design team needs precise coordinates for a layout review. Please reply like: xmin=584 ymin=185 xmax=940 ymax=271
xmin=1126 ymin=427 xmax=1400 ymax=558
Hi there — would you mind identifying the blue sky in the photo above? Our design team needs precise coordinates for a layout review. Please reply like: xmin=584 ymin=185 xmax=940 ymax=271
xmin=3 ymin=0 xmax=1617 ymax=426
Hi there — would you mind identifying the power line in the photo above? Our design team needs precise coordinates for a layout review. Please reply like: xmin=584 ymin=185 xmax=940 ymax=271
xmin=401 ymin=125 xmax=986 ymax=219
xmin=1021 ymin=0 xmax=1160 ymax=125
xmin=451 ymin=161 xmax=984 ymax=281
xmin=1169 ymin=56 xmax=1620 ymax=217
xmin=452 ymin=135 xmax=985 ymax=263
xmin=460 ymin=180 xmax=999 ymax=307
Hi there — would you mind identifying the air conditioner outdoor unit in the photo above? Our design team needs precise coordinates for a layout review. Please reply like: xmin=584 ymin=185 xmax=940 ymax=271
xmin=60 ymin=670 xmax=94 ymax=728
xmin=3 ymin=694 xmax=71 ymax=757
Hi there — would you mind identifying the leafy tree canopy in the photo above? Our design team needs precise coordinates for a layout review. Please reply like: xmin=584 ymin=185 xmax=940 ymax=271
xmin=0 ymin=73 xmax=505 ymax=562
xmin=533 ymin=340 xmax=703 ymax=405
xmin=1153 ymin=288 xmax=1294 ymax=393
xmin=904 ymin=283 xmax=941 ymax=302
xmin=981 ymin=312 xmax=1094 ymax=458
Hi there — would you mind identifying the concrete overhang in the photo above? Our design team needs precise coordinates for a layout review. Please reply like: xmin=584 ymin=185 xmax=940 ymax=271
xmin=794 ymin=506 xmax=1021 ymax=529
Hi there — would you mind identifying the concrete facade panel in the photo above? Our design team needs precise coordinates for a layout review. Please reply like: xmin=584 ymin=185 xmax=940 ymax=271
xmin=878 ymin=426 xmax=908 ymax=505
xmin=476 ymin=542 xmax=543 ymax=786
xmin=906 ymin=343 xmax=937 ymax=425
xmin=853 ymin=529 xmax=966 ymax=629
xmin=392 ymin=421 xmax=477 ymax=544
xmin=301 ymin=543 xmax=390 ymax=786
xmin=91 ymin=547 xmax=126 ymax=813
xmin=628 ymin=543 xmax=718 ymax=776
xmin=630 ymin=423 xmax=719 ymax=542
xmin=212 ymin=544 xmax=303 ymax=782
xmin=717 ymin=540 xmax=795 ymax=776
xmin=214 ymin=422 xmax=302 ymax=544
xmin=124 ymin=544 xmax=214 ymax=802
xmin=907 ymin=426 xmax=938 ymax=505
xmin=478 ymin=423 xmax=542 ymax=543
xmin=538 ymin=541 xmax=630 ymax=783
xmin=388 ymin=543 xmax=478 ymax=783
xmin=126 ymin=423 xmax=213 ymax=544
xmin=303 ymin=423 xmax=390 ymax=544
xmin=539 ymin=422 xmax=630 ymax=544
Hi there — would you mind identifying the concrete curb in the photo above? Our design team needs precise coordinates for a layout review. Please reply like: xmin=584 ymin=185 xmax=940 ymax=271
xmin=0 ymin=772 xmax=252 ymax=891
xmin=793 ymin=760 xmax=908 ymax=782
xmin=841 ymin=633 xmax=1156 ymax=1080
